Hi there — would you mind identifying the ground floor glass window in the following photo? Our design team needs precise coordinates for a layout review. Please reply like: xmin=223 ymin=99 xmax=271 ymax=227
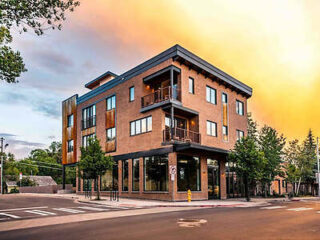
xmin=122 ymin=160 xmax=129 ymax=191
xmin=132 ymin=158 xmax=139 ymax=191
xmin=177 ymin=155 xmax=201 ymax=191
xmin=144 ymin=155 xmax=168 ymax=191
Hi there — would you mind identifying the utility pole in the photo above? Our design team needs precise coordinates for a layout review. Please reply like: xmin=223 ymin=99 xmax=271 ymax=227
xmin=0 ymin=137 xmax=4 ymax=195
xmin=317 ymin=137 xmax=320 ymax=197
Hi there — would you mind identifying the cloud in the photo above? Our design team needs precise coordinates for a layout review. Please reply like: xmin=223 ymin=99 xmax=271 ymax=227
xmin=0 ymin=86 xmax=61 ymax=119
xmin=0 ymin=133 xmax=46 ymax=159
xmin=30 ymin=49 xmax=74 ymax=74
xmin=48 ymin=135 xmax=56 ymax=140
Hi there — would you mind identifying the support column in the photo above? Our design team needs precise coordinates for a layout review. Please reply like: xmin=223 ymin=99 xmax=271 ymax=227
xmin=220 ymin=159 xmax=227 ymax=199
xmin=170 ymin=68 xmax=175 ymax=140
xmin=168 ymin=152 xmax=177 ymax=202
xmin=62 ymin=165 xmax=66 ymax=190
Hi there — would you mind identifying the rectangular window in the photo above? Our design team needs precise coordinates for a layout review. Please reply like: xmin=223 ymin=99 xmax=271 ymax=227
xmin=206 ymin=86 xmax=216 ymax=104
xmin=106 ymin=95 xmax=116 ymax=111
xmin=82 ymin=133 xmax=95 ymax=148
xmin=106 ymin=127 xmax=116 ymax=142
xmin=144 ymin=155 xmax=168 ymax=191
xmin=100 ymin=162 xmax=118 ymax=191
xmin=222 ymin=93 xmax=228 ymax=104
xmin=67 ymin=140 xmax=74 ymax=152
xmin=122 ymin=160 xmax=129 ymax=191
xmin=236 ymin=130 xmax=244 ymax=140
xmin=82 ymin=105 xmax=96 ymax=129
xmin=132 ymin=158 xmax=139 ymax=191
xmin=223 ymin=126 xmax=228 ymax=137
xmin=129 ymin=86 xmax=135 ymax=102
xmin=189 ymin=77 xmax=194 ymax=94
xmin=177 ymin=155 xmax=201 ymax=191
xmin=207 ymin=121 xmax=217 ymax=137
xmin=236 ymin=100 xmax=244 ymax=116
xmin=130 ymin=116 xmax=152 ymax=136
xmin=67 ymin=114 xmax=74 ymax=127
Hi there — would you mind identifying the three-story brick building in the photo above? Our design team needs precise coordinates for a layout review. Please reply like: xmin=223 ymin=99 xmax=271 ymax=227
xmin=62 ymin=45 xmax=252 ymax=201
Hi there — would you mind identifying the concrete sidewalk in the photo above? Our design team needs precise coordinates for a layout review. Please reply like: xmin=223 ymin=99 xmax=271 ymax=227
xmin=14 ymin=193 xmax=320 ymax=208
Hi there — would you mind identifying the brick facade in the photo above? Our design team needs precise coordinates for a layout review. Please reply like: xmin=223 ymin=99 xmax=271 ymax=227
xmin=62 ymin=45 xmax=252 ymax=201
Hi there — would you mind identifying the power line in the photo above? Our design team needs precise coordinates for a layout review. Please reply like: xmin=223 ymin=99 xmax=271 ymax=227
xmin=17 ymin=162 xmax=62 ymax=171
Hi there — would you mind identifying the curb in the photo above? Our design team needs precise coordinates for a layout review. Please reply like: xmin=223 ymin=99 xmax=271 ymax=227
xmin=77 ymin=200 xmax=248 ymax=208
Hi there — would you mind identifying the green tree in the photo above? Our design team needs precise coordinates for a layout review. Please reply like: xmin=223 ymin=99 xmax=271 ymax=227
xmin=258 ymin=125 xmax=286 ymax=196
xmin=0 ymin=0 xmax=80 ymax=83
xmin=79 ymin=137 xmax=113 ymax=200
xmin=247 ymin=112 xmax=258 ymax=141
xmin=229 ymin=137 xmax=266 ymax=201
xmin=16 ymin=158 xmax=39 ymax=176
xmin=284 ymin=139 xmax=302 ymax=194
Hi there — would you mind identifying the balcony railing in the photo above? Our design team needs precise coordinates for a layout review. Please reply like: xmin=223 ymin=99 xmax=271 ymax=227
xmin=82 ymin=115 xmax=96 ymax=130
xmin=141 ymin=86 xmax=181 ymax=108
xmin=163 ymin=127 xmax=201 ymax=144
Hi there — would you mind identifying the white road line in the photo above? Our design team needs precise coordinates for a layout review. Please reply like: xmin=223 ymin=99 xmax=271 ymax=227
xmin=260 ymin=206 xmax=286 ymax=210
xmin=53 ymin=208 xmax=85 ymax=214
xmin=0 ymin=206 xmax=48 ymax=212
xmin=0 ymin=213 xmax=21 ymax=219
xmin=287 ymin=207 xmax=313 ymax=212
xmin=77 ymin=206 xmax=108 ymax=211
xmin=25 ymin=210 xmax=56 ymax=216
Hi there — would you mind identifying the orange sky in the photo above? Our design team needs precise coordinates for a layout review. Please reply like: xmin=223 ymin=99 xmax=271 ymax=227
xmin=72 ymin=0 xmax=320 ymax=140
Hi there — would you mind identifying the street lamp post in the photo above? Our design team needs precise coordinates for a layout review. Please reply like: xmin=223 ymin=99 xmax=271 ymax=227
xmin=0 ymin=137 xmax=4 ymax=195
xmin=0 ymin=137 xmax=8 ymax=195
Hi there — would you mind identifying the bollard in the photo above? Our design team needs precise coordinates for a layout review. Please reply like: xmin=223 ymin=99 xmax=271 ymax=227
xmin=187 ymin=189 xmax=191 ymax=202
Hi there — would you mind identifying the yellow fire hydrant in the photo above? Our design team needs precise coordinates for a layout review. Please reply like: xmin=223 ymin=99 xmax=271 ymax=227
xmin=187 ymin=189 xmax=192 ymax=202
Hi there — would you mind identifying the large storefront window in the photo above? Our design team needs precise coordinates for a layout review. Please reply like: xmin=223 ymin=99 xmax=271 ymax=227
xmin=100 ymin=162 xmax=118 ymax=191
xmin=226 ymin=162 xmax=245 ymax=198
xmin=207 ymin=159 xmax=220 ymax=199
xmin=177 ymin=155 xmax=201 ymax=191
xmin=144 ymin=155 xmax=168 ymax=191
xmin=132 ymin=158 xmax=139 ymax=191
xmin=122 ymin=160 xmax=129 ymax=191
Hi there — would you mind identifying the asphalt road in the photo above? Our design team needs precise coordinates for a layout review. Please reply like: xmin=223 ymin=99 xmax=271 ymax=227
xmin=0 ymin=194 xmax=141 ymax=222
xmin=1 ymin=197 xmax=320 ymax=240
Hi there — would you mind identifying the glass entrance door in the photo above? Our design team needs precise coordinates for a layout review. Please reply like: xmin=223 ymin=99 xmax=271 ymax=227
xmin=207 ymin=159 xmax=220 ymax=199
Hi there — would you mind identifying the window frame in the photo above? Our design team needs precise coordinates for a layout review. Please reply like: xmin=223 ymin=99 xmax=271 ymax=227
xmin=129 ymin=86 xmax=135 ymax=102
xmin=189 ymin=77 xmax=194 ymax=94
xmin=143 ymin=155 xmax=168 ymax=192
xmin=67 ymin=114 xmax=74 ymax=127
xmin=132 ymin=158 xmax=140 ymax=192
xmin=106 ymin=127 xmax=116 ymax=142
xmin=67 ymin=139 xmax=74 ymax=152
xmin=206 ymin=86 xmax=217 ymax=105
xmin=207 ymin=120 xmax=217 ymax=137
xmin=236 ymin=129 xmax=244 ymax=141
xmin=130 ymin=116 xmax=152 ymax=136
xmin=82 ymin=133 xmax=95 ymax=148
xmin=106 ymin=95 xmax=116 ymax=111
xmin=236 ymin=100 xmax=244 ymax=116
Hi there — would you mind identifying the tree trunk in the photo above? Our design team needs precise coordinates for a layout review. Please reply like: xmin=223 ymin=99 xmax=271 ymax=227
xmin=244 ymin=175 xmax=250 ymax=202
xmin=296 ymin=177 xmax=302 ymax=196
xmin=96 ymin=177 xmax=100 ymax=200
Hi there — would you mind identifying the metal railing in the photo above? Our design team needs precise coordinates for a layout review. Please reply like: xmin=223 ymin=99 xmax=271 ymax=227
xmin=141 ymin=86 xmax=181 ymax=108
xmin=81 ymin=115 xmax=96 ymax=130
xmin=163 ymin=127 xmax=201 ymax=144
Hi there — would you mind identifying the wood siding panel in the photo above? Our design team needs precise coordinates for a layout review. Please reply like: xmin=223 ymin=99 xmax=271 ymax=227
xmin=106 ymin=109 xmax=115 ymax=129
xmin=223 ymin=104 xmax=228 ymax=126
xmin=105 ymin=140 xmax=116 ymax=153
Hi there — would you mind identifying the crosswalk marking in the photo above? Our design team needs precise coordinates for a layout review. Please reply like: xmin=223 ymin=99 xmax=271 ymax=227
xmin=287 ymin=207 xmax=313 ymax=212
xmin=77 ymin=206 xmax=108 ymax=211
xmin=0 ymin=206 xmax=48 ymax=212
xmin=260 ymin=206 xmax=286 ymax=210
xmin=53 ymin=208 xmax=85 ymax=214
xmin=0 ymin=213 xmax=21 ymax=219
xmin=25 ymin=210 xmax=56 ymax=216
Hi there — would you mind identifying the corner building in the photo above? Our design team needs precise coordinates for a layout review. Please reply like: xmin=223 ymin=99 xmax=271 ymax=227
xmin=62 ymin=45 xmax=252 ymax=201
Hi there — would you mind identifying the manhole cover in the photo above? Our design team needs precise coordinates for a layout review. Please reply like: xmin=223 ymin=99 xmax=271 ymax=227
xmin=177 ymin=218 xmax=207 ymax=228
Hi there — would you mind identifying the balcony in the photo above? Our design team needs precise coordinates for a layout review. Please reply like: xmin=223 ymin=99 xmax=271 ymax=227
xmin=82 ymin=115 xmax=96 ymax=130
xmin=141 ymin=86 xmax=181 ymax=109
xmin=163 ymin=127 xmax=201 ymax=144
